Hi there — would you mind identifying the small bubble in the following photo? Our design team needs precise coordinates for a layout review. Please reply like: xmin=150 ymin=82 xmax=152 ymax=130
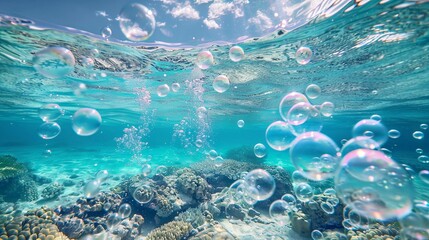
xmin=388 ymin=129 xmax=400 ymax=139
xmin=33 ymin=47 xmax=75 ymax=78
xmin=254 ymin=143 xmax=267 ymax=158
xmin=370 ymin=114 xmax=382 ymax=122
xmin=416 ymin=148 xmax=423 ymax=154
xmin=213 ymin=75 xmax=230 ymax=93
xmin=157 ymin=84 xmax=170 ymax=97
xmin=72 ymin=108 xmax=102 ymax=136
xmin=171 ymin=83 xmax=180 ymax=92
xmin=196 ymin=51 xmax=214 ymax=69
xmin=296 ymin=47 xmax=312 ymax=65
xmin=229 ymin=46 xmax=245 ymax=62
xmin=421 ymin=124 xmax=428 ymax=130
xmin=418 ymin=155 xmax=429 ymax=163
xmin=101 ymin=26 xmax=112 ymax=39
xmin=237 ymin=120 xmax=245 ymax=128
xmin=119 ymin=3 xmax=156 ymax=41
xmin=413 ymin=131 xmax=424 ymax=140
xmin=38 ymin=122 xmax=61 ymax=139
xmin=295 ymin=183 xmax=313 ymax=202
xmin=208 ymin=150 xmax=218 ymax=160
xmin=305 ymin=84 xmax=321 ymax=99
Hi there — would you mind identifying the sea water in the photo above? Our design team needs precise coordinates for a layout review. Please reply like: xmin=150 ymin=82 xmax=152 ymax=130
xmin=0 ymin=0 xmax=428 ymax=239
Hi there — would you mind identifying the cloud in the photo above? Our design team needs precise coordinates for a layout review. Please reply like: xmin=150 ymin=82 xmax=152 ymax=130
xmin=169 ymin=2 xmax=200 ymax=20
xmin=159 ymin=0 xmax=176 ymax=5
xmin=156 ymin=22 xmax=166 ymax=27
xmin=203 ymin=18 xmax=221 ymax=29
xmin=248 ymin=10 xmax=273 ymax=31
xmin=195 ymin=0 xmax=212 ymax=4
xmin=207 ymin=2 xmax=235 ymax=19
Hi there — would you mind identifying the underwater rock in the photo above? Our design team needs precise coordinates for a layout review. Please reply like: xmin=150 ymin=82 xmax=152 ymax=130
xmin=31 ymin=174 xmax=52 ymax=185
xmin=175 ymin=168 xmax=212 ymax=202
xmin=146 ymin=220 xmax=193 ymax=240
xmin=224 ymin=145 xmax=267 ymax=164
xmin=291 ymin=211 xmax=312 ymax=238
xmin=41 ymin=182 xmax=65 ymax=200
xmin=189 ymin=223 xmax=237 ymax=240
xmin=56 ymin=217 xmax=84 ymax=239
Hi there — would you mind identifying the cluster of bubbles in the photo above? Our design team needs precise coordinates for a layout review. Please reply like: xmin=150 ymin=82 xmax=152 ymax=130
xmin=33 ymin=46 xmax=76 ymax=79
xmin=83 ymin=170 xmax=109 ymax=198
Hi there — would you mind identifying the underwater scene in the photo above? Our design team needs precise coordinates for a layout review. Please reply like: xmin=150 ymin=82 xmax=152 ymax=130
xmin=0 ymin=0 xmax=429 ymax=239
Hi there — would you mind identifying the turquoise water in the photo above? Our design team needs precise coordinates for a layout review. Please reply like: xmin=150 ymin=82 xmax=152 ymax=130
xmin=1 ymin=0 xmax=429 ymax=239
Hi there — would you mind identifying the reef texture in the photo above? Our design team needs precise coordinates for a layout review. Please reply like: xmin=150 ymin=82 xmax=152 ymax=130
xmin=146 ymin=220 xmax=192 ymax=240
xmin=224 ymin=145 xmax=267 ymax=164
xmin=41 ymin=182 xmax=65 ymax=200
xmin=0 ymin=155 xmax=28 ymax=181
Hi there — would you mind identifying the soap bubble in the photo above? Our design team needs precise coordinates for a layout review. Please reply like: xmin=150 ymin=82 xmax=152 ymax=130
xmin=265 ymin=121 xmax=296 ymax=151
xmin=142 ymin=164 xmax=152 ymax=176
xmin=118 ymin=3 xmax=156 ymax=41
xmin=196 ymin=106 xmax=208 ymax=119
xmin=416 ymin=148 xmax=423 ymax=154
xmin=33 ymin=46 xmax=75 ymax=78
xmin=279 ymin=92 xmax=309 ymax=122
xmin=196 ymin=51 xmax=214 ymax=69
xmin=335 ymin=149 xmax=414 ymax=221
xmin=38 ymin=104 xmax=64 ymax=122
xmin=237 ymin=120 xmax=245 ymax=128
xmin=101 ymin=26 xmax=112 ymax=39
xmin=311 ymin=230 xmax=324 ymax=240
xmin=195 ymin=139 xmax=203 ymax=148
xmin=413 ymin=131 xmax=424 ymax=140
xmin=321 ymin=202 xmax=334 ymax=214
xmin=421 ymin=124 xmax=428 ymax=130
xmin=419 ymin=170 xmax=429 ymax=184
xmin=290 ymin=132 xmax=340 ymax=181
xmin=320 ymin=101 xmax=335 ymax=117
xmin=95 ymin=170 xmax=109 ymax=182
xmin=106 ymin=213 xmax=121 ymax=229
xmin=289 ymin=109 xmax=323 ymax=136
xmin=38 ymin=122 xmax=61 ymax=139
xmin=341 ymin=136 xmax=380 ymax=157
xmin=72 ymin=108 xmax=102 ymax=136
xmin=229 ymin=46 xmax=245 ymax=62
xmin=287 ymin=102 xmax=313 ymax=126
xmin=157 ymin=84 xmax=170 ymax=97
xmin=269 ymin=200 xmax=290 ymax=226
xmin=133 ymin=185 xmax=154 ymax=204
xmin=281 ymin=194 xmax=297 ymax=209
xmin=352 ymin=119 xmax=388 ymax=146
xmin=388 ymin=129 xmax=401 ymax=139
xmin=155 ymin=165 xmax=168 ymax=175
xmin=370 ymin=114 xmax=382 ymax=122
xmin=209 ymin=150 xmax=218 ymax=160
xmin=296 ymin=47 xmax=312 ymax=65
xmin=118 ymin=203 xmax=132 ymax=218
xmin=254 ymin=143 xmax=267 ymax=158
xmin=213 ymin=75 xmax=230 ymax=93
xmin=244 ymin=169 xmax=276 ymax=201
xmin=295 ymin=182 xmax=313 ymax=202
xmin=305 ymin=84 xmax=321 ymax=99
xmin=418 ymin=155 xmax=429 ymax=163
xmin=171 ymin=83 xmax=180 ymax=92
xmin=83 ymin=180 xmax=100 ymax=198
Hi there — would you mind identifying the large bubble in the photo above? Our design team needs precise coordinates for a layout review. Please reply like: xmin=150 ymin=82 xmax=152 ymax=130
xmin=335 ymin=149 xmax=414 ymax=221
xmin=213 ymin=75 xmax=230 ymax=93
xmin=229 ymin=46 xmax=245 ymax=62
xmin=38 ymin=104 xmax=64 ymax=122
xmin=72 ymin=108 xmax=102 ymax=136
xmin=289 ymin=108 xmax=323 ymax=136
xmin=341 ymin=136 xmax=380 ymax=157
xmin=38 ymin=122 xmax=61 ymax=139
xmin=83 ymin=180 xmax=100 ymax=199
xmin=290 ymin=132 xmax=340 ymax=181
xmin=279 ymin=92 xmax=309 ymax=122
xmin=196 ymin=51 xmax=214 ymax=70
xmin=269 ymin=200 xmax=290 ymax=226
xmin=295 ymin=182 xmax=313 ymax=202
xmin=265 ymin=121 xmax=296 ymax=151
xmin=287 ymin=102 xmax=315 ymax=126
xmin=118 ymin=3 xmax=156 ymax=41
xmin=244 ymin=169 xmax=276 ymax=201
xmin=352 ymin=119 xmax=388 ymax=146
xmin=33 ymin=46 xmax=75 ymax=78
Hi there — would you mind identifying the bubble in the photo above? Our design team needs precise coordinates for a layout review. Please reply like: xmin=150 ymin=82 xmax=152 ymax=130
xmin=287 ymin=102 xmax=313 ymax=126
xmin=155 ymin=165 xmax=167 ymax=175
xmin=133 ymin=185 xmax=154 ymax=204
xmin=295 ymin=182 xmax=313 ymax=202
xmin=265 ymin=121 xmax=296 ymax=151
xmin=416 ymin=148 xmax=423 ymax=154
xmin=292 ymin=170 xmax=308 ymax=185
xmin=196 ymin=106 xmax=208 ymax=119
xmin=279 ymin=92 xmax=309 ymax=122
xmin=290 ymin=132 xmax=340 ymax=181
xmin=352 ymin=119 xmax=388 ymax=146
xmin=195 ymin=139 xmax=203 ymax=148
xmin=157 ymin=84 xmax=170 ymax=97
xmin=215 ymin=156 xmax=224 ymax=167
xmin=237 ymin=120 xmax=245 ymax=128
xmin=196 ymin=51 xmax=214 ymax=70
xmin=209 ymin=150 xmax=218 ymax=160
xmin=289 ymin=109 xmax=323 ymax=136
xmin=369 ymin=115 xmax=381 ymax=122
xmin=80 ymin=57 xmax=95 ymax=68
xmin=38 ymin=104 xmax=64 ymax=122
xmin=414 ymin=200 xmax=429 ymax=215
xmin=321 ymin=202 xmax=334 ymax=214
xmin=171 ymin=83 xmax=180 ymax=92
xmin=296 ymin=47 xmax=312 ymax=65
xmin=254 ymin=143 xmax=267 ymax=158
xmin=372 ymin=90 xmax=378 ymax=95
xmin=101 ymin=26 xmax=112 ymax=39
xmin=327 ymin=197 xmax=340 ymax=207
xmin=244 ymin=169 xmax=276 ymax=201
xmin=342 ymin=219 xmax=355 ymax=230
xmin=335 ymin=149 xmax=414 ymax=221
xmin=33 ymin=46 xmax=75 ymax=78
xmin=229 ymin=46 xmax=245 ymax=62
xmin=95 ymin=170 xmax=109 ymax=182
xmin=118 ymin=3 xmax=156 ymax=41
xmin=419 ymin=170 xmax=429 ymax=184
xmin=118 ymin=203 xmax=132 ymax=218
xmin=142 ymin=164 xmax=152 ymax=177
xmin=106 ymin=213 xmax=121 ymax=229
xmin=413 ymin=131 xmax=424 ymax=140
xmin=420 ymin=124 xmax=428 ymax=130
xmin=269 ymin=200 xmax=290 ymax=226
xmin=341 ymin=136 xmax=380 ymax=157
xmin=364 ymin=131 xmax=374 ymax=138
xmin=213 ymin=75 xmax=230 ymax=93
xmin=311 ymin=230 xmax=324 ymax=240
xmin=38 ymin=122 xmax=61 ymax=139
xmin=320 ymin=101 xmax=335 ymax=117
xmin=281 ymin=194 xmax=297 ymax=209
xmin=348 ymin=210 xmax=361 ymax=226
xmin=418 ymin=155 xmax=429 ymax=163
xmin=388 ymin=129 xmax=401 ymax=139
xmin=83 ymin=180 xmax=100 ymax=198
xmin=305 ymin=84 xmax=321 ymax=99
xmin=324 ymin=188 xmax=337 ymax=196
xmin=72 ymin=108 xmax=102 ymax=136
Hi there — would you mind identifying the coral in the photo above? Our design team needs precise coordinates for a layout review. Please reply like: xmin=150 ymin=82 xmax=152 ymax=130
xmin=224 ymin=145 xmax=267 ymax=164
xmin=146 ymin=221 xmax=192 ymax=240
xmin=175 ymin=168 xmax=211 ymax=202
xmin=154 ymin=194 xmax=175 ymax=218
xmin=56 ymin=217 xmax=84 ymax=239
xmin=110 ymin=214 xmax=145 ymax=239
xmin=5 ymin=174 xmax=39 ymax=202
xmin=41 ymin=182 xmax=65 ymax=200
xmin=346 ymin=223 xmax=401 ymax=240
xmin=175 ymin=207 xmax=206 ymax=228
xmin=0 ymin=155 xmax=27 ymax=181
xmin=189 ymin=223 xmax=237 ymax=240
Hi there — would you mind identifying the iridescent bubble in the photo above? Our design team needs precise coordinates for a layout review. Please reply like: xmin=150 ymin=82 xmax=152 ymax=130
xmin=295 ymin=182 xmax=313 ymax=202
xmin=290 ymin=132 xmax=340 ymax=181
xmin=320 ymin=101 xmax=335 ymax=117
xmin=118 ymin=3 xmax=156 ymax=41
xmin=95 ymin=170 xmax=109 ymax=183
xmin=419 ymin=170 xmax=429 ymax=184
xmin=106 ymin=213 xmax=121 ymax=229
xmin=155 ymin=165 xmax=167 ymax=175
xmin=83 ymin=180 xmax=100 ymax=199
xmin=341 ymin=136 xmax=380 ymax=157
xmin=33 ymin=46 xmax=75 ymax=78
xmin=420 ymin=124 xmax=428 ymax=130
xmin=38 ymin=122 xmax=61 ymax=139
xmin=171 ymin=83 xmax=180 ymax=92
xmin=213 ymin=75 xmax=230 ymax=93
xmin=157 ymin=84 xmax=170 ymax=97
xmin=195 ymin=139 xmax=203 ymax=148
xmin=101 ymin=26 xmax=112 ymax=39
xmin=196 ymin=106 xmax=208 ymax=119
xmin=133 ymin=185 xmax=154 ymax=204
xmin=38 ymin=104 xmax=64 ymax=122
xmin=209 ymin=150 xmax=218 ymax=160
xmin=335 ymin=149 xmax=414 ymax=221
xmin=269 ymin=200 xmax=290 ymax=226
xmin=142 ymin=164 xmax=152 ymax=177
xmin=311 ymin=230 xmax=324 ymax=240
xmin=352 ymin=119 xmax=388 ymax=146
xmin=279 ymin=92 xmax=309 ymax=122
xmin=196 ymin=51 xmax=214 ymax=70
xmin=118 ymin=203 xmax=132 ymax=218
xmin=229 ymin=46 xmax=245 ymax=62
xmin=237 ymin=120 xmax=245 ymax=128
xmin=305 ymin=84 xmax=321 ymax=99
xmin=416 ymin=148 xmax=423 ymax=154
xmin=265 ymin=121 xmax=295 ymax=151
xmin=289 ymin=108 xmax=323 ymax=136
xmin=413 ymin=131 xmax=424 ymax=140
xmin=281 ymin=194 xmax=297 ymax=209
xmin=321 ymin=202 xmax=334 ymax=214
xmin=244 ymin=169 xmax=276 ymax=201
xmin=287 ymin=102 xmax=313 ymax=126
xmin=370 ymin=114 xmax=382 ymax=122
xmin=254 ymin=143 xmax=267 ymax=158
xmin=72 ymin=108 xmax=102 ymax=136
xmin=296 ymin=46 xmax=312 ymax=65
xmin=388 ymin=129 xmax=401 ymax=139
xmin=418 ymin=155 xmax=429 ymax=163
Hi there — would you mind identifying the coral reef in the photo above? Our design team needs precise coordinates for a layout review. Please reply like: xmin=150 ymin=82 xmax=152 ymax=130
xmin=346 ymin=223 xmax=401 ymax=240
xmin=224 ymin=145 xmax=267 ymax=164
xmin=175 ymin=168 xmax=211 ymax=202
xmin=41 ymin=182 xmax=65 ymax=200
xmin=146 ymin=220 xmax=193 ymax=240
xmin=189 ymin=223 xmax=237 ymax=240
xmin=0 ymin=155 xmax=28 ymax=181
xmin=4 ymin=174 xmax=39 ymax=202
